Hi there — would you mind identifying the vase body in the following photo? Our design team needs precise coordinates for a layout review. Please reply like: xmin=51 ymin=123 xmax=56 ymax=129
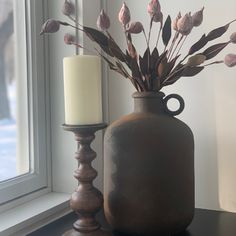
xmin=104 ymin=92 xmax=194 ymax=236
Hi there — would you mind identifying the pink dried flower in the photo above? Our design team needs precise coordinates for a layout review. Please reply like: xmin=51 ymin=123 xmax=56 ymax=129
xmin=230 ymin=32 xmax=236 ymax=43
xmin=172 ymin=12 xmax=181 ymax=31
xmin=62 ymin=0 xmax=75 ymax=16
xmin=126 ymin=22 xmax=144 ymax=34
xmin=192 ymin=7 xmax=204 ymax=27
xmin=224 ymin=54 xmax=236 ymax=67
xmin=64 ymin=33 xmax=75 ymax=45
xmin=177 ymin=12 xmax=193 ymax=35
xmin=147 ymin=0 xmax=161 ymax=18
xmin=118 ymin=2 xmax=131 ymax=26
xmin=40 ymin=19 xmax=60 ymax=35
xmin=97 ymin=9 xmax=110 ymax=31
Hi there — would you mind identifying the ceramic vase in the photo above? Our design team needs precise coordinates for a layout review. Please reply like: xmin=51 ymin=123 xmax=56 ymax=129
xmin=104 ymin=92 xmax=194 ymax=236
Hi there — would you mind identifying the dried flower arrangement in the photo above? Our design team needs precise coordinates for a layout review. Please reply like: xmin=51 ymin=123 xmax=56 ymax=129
xmin=41 ymin=0 xmax=236 ymax=92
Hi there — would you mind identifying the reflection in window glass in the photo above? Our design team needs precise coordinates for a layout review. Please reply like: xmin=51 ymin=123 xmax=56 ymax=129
xmin=0 ymin=0 xmax=29 ymax=182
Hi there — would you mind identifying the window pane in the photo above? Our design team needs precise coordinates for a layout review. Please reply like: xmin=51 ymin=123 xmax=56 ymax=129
xmin=0 ymin=0 xmax=48 ymax=205
xmin=0 ymin=0 xmax=29 ymax=182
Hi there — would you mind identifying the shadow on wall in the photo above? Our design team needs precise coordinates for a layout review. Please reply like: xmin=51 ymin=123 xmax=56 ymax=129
xmin=215 ymin=69 xmax=236 ymax=213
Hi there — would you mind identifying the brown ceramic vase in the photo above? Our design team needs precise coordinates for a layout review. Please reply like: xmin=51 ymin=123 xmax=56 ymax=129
xmin=104 ymin=91 xmax=194 ymax=236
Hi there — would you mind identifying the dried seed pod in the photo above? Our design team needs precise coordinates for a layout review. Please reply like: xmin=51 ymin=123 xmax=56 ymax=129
xmin=147 ymin=0 xmax=161 ymax=18
xmin=40 ymin=19 xmax=60 ymax=35
xmin=118 ymin=2 xmax=131 ymax=26
xmin=230 ymin=32 xmax=236 ymax=43
xmin=224 ymin=54 xmax=236 ymax=67
xmin=177 ymin=12 xmax=193 ymax=35
xmin=126 ymin=22 xmax=144 ymax=34
xmin=192 ymin=7 xmax=204 ymax=27
xmin=172 ymin=12 xmax=181 ymax=31
xmin=62 ymin=0 xmax=75 ymax=16
xmin=97 ymin=9 xmax=110 ymax=31
xmin=153 ymin=11 xmax=163 ymax=24
xmin=64 ymin=33 xmax=75 ymax=45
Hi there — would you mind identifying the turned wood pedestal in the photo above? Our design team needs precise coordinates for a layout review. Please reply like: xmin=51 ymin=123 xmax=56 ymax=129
xmin=62 ymin=124 xmax=111 ymax=236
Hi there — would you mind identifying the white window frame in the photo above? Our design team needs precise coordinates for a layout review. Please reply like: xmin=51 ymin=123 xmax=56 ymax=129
xmin=0 ymin=0 xmax=50 ymax=205
xmin=0 ymin=0 xmax=107 ymax=234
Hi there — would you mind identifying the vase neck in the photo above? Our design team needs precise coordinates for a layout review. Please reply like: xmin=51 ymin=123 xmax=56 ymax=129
xmin=133 ymin=92 xmax=165 ymax=114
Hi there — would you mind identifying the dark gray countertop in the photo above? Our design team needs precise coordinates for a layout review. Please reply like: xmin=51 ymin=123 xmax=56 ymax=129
xmin=28 ymin=208 xmax=236 ymax=236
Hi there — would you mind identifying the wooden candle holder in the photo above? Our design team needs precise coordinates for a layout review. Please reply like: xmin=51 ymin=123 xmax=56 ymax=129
xmin=62 ymin=123 xmax=111 ymax=236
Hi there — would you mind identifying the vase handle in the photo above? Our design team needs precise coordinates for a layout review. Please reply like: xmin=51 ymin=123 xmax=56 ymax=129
xmin=163 ymin=94 xmax=185 ymax=116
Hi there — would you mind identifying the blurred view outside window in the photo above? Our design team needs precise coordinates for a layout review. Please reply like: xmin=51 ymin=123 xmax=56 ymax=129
xmin=0 ymin=0 xmax=29 ymax=182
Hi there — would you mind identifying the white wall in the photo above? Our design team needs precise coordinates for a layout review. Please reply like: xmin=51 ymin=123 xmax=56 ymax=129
xmin=47 ymin=0 xmax=236 ymax=212
xmin=106 ymin=0 xmax=236 ymax=212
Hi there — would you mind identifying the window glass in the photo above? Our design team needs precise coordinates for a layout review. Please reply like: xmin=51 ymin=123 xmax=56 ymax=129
xmin=0 ymin=0 xmax=29 ymax=182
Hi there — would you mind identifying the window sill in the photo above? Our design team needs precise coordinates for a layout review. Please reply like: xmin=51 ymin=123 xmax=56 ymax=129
xmin=0 ymin=192 xmax=71 ymax=236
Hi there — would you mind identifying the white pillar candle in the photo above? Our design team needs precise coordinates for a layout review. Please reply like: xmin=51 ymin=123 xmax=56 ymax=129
xmin=63 ymin=55 xmax=103 ymax=125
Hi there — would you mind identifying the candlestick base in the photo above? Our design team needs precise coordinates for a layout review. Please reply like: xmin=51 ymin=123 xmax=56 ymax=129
xmin=62 ymin=228 xmax=112 ymax=236
xmin=62 ymin=123 xmax=111 ymax=236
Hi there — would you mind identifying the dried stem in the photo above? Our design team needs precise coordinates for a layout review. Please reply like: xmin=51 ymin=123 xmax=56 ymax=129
xmin=228 ymin=18 xmax=236 ymax=25
xmin=203 ymin=60 xmax=224 ymax=67
xmin=146 ymin=18 xmax=153 ymax=79
xmin=162 ymin=64 xmax=186 ymax=85
xmin=117 ymin=60 xmax=141 ymax=91
xmin=155 ymin=23 xmax=163 ymax=48
xmin=143 ymin=30 xmax=149 ymax=46
xmin=179 ymin=54 xmax=189 ymax=65
xmin=95 ymin=48 xmax=141 ymax=91
xmin=64 ymin=21 xmax=84 ymax=32
xmin=68 ymin=15 xmax=77 ymax=23
xmin=175 ymin=35 xmax=188 ymax=58
xmin=167 ymin=31 xmax=179 ymax=60
xmin=147 ymin=17 xmax=154 ymax=47
xmin=169 ymin=35 xmax=184 ymax=60
xmin=71 ymin=42 xmax=96 ymax=54
xmin=105 ymin=30 xmax=112 ymax=38
xmin=123 ymin=25 xmax=130 ymax=48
